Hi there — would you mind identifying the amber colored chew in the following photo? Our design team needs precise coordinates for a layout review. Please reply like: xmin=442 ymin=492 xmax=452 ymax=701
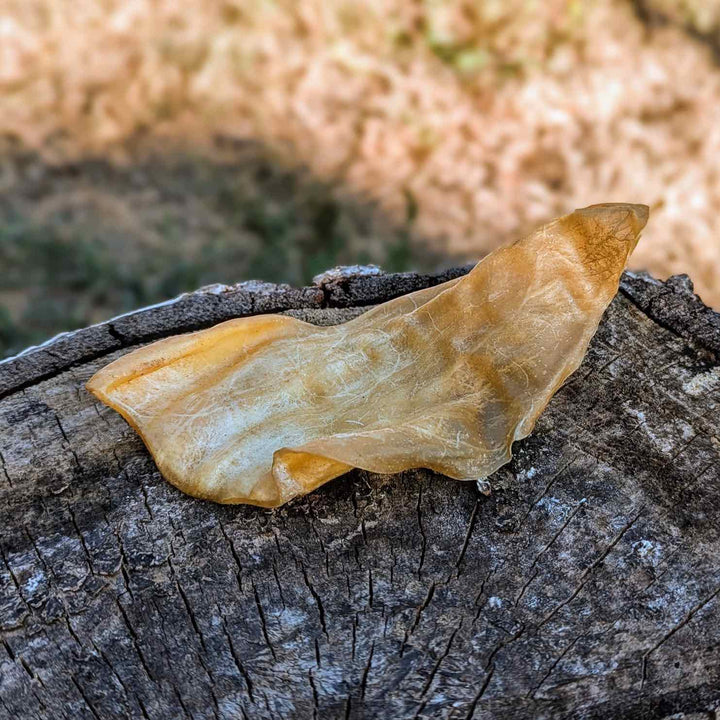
xmin=87 ymin=203 xmax=648 ymax=507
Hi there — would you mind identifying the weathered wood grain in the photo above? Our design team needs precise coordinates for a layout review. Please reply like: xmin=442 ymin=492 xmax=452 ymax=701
xmin=0 ymin=267 xmax=718 ymax=720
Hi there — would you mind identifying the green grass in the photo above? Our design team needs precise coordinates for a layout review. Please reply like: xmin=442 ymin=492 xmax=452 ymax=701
xmin=0 ymin=153 xmax=426 ymax=358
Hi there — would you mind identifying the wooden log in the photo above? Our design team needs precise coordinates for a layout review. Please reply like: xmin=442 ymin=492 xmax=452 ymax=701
xmin=0 ymin=266 xmax=718 ymax=720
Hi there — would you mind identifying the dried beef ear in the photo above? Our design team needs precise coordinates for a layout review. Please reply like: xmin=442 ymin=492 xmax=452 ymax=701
xmin=87 ymin=203 xmax=648 ymax=507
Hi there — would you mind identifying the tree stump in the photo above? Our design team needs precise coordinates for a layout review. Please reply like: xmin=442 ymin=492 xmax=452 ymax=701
xmin=1 ymin=266 xmax=719 ymax=720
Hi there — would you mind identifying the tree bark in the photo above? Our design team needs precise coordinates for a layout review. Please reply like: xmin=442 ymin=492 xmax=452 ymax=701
xmin=0 ymin=266 xmax=719 ymax=720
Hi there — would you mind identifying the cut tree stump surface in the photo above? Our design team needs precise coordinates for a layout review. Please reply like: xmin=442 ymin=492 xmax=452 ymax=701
xmin=0 ymin=266 xmax=719 ymax=720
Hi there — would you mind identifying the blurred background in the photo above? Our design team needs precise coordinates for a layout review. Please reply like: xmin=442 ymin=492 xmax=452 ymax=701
xmin=1 ymin=0 xmax=719 ymax=358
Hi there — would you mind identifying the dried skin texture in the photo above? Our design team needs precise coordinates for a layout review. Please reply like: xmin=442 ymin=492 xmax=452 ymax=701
xmin=87 ymin=203 xmax=648 ymax=507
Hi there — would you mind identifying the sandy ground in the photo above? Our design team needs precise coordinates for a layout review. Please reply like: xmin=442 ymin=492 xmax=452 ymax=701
xmin=1 ymin=0 xmax=719 ymax=355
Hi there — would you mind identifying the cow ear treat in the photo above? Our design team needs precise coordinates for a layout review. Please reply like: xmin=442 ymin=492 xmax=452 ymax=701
xmin=87 ymin=203 xmax=648 ymax=507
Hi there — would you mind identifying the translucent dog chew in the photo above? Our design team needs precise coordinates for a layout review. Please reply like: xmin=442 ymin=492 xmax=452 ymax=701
xmin=87 ymin=203 xmax=648 ymax=507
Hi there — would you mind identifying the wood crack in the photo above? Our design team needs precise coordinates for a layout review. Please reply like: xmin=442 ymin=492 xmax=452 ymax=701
xmin=641 ymin=582 xmax=720 ymax=689
xmin=540 ymin=509 xmax=643 ymax=627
